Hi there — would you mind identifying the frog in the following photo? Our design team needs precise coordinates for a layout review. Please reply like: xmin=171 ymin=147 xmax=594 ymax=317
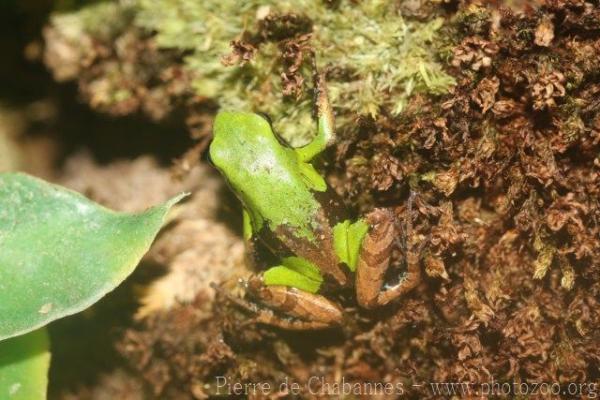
xmin=208 ymin=71 xmax=422 ymax=329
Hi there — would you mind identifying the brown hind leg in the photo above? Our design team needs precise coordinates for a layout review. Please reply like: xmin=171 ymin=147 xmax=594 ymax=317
xmin=211 ymin=276 xmax=343 ymax=330
xmin=355 ymin=193 xmax=423 ymax=309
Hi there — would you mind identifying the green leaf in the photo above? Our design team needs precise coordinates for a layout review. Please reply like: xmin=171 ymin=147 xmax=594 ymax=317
xmin=0 ymin=173 xmax=186 ymax=341
xmin=0 ymin=329 xmax=50 ymax=400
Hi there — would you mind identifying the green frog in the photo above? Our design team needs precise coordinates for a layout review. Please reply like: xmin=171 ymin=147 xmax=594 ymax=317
xmin=209 ymin=73 xmax=421 ymax=329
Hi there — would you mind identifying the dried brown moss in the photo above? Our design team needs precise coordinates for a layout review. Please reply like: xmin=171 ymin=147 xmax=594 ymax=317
xmin=55 ymin=1 xmax=600 ymax=398
xmin=331 ymin=0 xmax=600 ymax=394
xmin=43 ymin=5 xmax=197 ymax=121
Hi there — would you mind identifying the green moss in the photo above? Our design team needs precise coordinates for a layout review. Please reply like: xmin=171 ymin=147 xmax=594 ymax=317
xmin=133 ymin=0 xmax=455 ymax=143
xmin=51 ymin=2 xmax=134 ymax=41
xmin=51 ymin=0 xmax=455 ymax=144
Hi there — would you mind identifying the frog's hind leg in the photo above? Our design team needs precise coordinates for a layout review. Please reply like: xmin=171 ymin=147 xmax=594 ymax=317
xmin=247 ymin=276 xmax=343 ymax=329
xmin=211 ymin=277 xmax=343 ymax=330
xmin=355 ymin=208 xmax=398 ymax=309
xmin=355 ymin=195 xmax=422 ymax=309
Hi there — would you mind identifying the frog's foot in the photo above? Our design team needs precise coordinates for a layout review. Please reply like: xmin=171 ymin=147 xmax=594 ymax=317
xmin=355 ymin=205 xmax=422 ymax=309
xmin=211 ymin=277 xmax=343 ymax=330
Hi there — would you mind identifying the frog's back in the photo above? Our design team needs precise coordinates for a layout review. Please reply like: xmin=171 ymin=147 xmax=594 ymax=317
xmin=210 ymin=112 xmax=348 ymax=285
xmin=210 ymin=112 xmax=322 ymax=241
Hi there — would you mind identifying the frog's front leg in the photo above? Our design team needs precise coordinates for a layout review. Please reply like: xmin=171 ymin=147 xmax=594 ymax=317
xmin=296 ymin=70 xmax=335 ymax=162
xmin=355 ymin=205 xmax=422 ymax=309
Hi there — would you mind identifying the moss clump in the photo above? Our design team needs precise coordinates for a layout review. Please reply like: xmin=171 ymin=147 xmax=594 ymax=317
xmin=135 ymin=0 xmax=455 ymax=142
xmin=46 ymin=0 xmax=455 ymax=144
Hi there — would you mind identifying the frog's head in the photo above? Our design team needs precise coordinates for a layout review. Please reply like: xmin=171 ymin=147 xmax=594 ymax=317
xmin=209 ymin=111 xmax=301 ymax=212
xmin=209 ymin=111 xmax=284 ymax=180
